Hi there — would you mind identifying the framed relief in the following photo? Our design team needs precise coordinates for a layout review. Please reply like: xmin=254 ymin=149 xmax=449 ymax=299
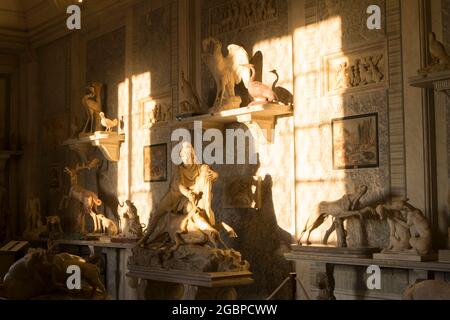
xmin=139 ymin=93 xmax=173 ymax=128
xmin=223 ymin=176 xmax=261 ymax=209
xmin=144 ymin=144 xmax=167 ymax=182
xmin=332 ymin=113 xmax=379 ymax=170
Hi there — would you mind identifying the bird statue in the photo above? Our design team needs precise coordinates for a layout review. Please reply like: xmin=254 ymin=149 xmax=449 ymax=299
xmin=241 ymin=64 xmax=278 ymax=105
xmin=202 ymin=37 xmax=251 ymax=109
xmin=180 ymin=71 xmax=204 ymax=115
xmin=429 ymin=32 xmax=450 ymax=66
xmin=269 ymin=69 xmax=293 ymax=106
xmin=99 ymin=112 xmax=118 ymax=133
xmin=81 ymin=83 xmax=103 ymax=133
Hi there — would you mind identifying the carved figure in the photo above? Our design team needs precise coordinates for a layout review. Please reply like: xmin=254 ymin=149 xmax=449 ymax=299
xmin=241 ymin=64 xmax=278 ymax=105
xmin=367 ymin=56 xmax=384 ymax=82
xmin=270 ymin=69 xmax=293 ymax=106
xmin=117 ymin=200 xmax=143 ymax=239
xmin=405 ymin=203 xmax=432 ymax=255
xmin=96 ymin=214 xmax=118 ymax=236
xmin=81 ymin=83 xmax=103 ymax=133
xmin=202 ymin=37 xmax=251 ymax=111
xmin=64 ymin=163 xmax=103 ymax=234
xmin=138 ymin=142 xmax=236 ymax=247
xmin=429 ymin=32 xmax=450 ymax=66
xmin=377 ymin=199 xmax=432 ymax=256
xmin=376 ymin=200 xmax=411 ymax=253
xmin=299 ymin=185 xmax=375 ymax=247
xmin=99 ymin=112 xmax=118 ymax=132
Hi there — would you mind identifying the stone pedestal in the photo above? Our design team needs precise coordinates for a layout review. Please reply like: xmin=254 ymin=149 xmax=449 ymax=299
xmin=127 ymin=264 xmax=254 ymax=300
xmin=373 ymin=252 xmax=438 ymax=262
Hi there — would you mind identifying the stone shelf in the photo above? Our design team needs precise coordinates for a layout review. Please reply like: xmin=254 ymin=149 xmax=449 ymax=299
xmin=409 ymin=70 xmax=450 ymax=97
xmin=286 ymin=245 xmax=450 ymax=273
xmin=172 ymin=103 xmax=294 ymax=143
xmin=62 ymin=132 xmax=125 ymax=162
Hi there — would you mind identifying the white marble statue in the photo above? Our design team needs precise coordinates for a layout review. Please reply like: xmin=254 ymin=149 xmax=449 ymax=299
xmin=376 ymin=200 xmax=411 ymax=253
xmin=202 ymin=37 xmax=251 ymax=112
xmin=138 ymin=142 xmax=236 ymax=247
xmin=117 ymin=200 xmax=143 ymax=239
xmin=99 ymin=112 xmax=118 ymax=133
xmin=298 ymin=186 xmax=376 ymax=247
xmin=377 ymin=199 xmax=432 ymax=256
xmin=418 ymin=32 xmax=450 ymax=74
xmin=64 ymin=164 xmax=103 ymax=234
xmin=131 ymin=143 xmax=248 ymax=273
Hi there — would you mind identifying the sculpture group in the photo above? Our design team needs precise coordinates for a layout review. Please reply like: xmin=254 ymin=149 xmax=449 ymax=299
xmin=131 ymin=142 xmax=248 ymax=272
xmin=299 ymin=186 xmax=432 ymax=257
xmin=376 ymin=199 xmax=431 ymax=255
xmin=202 ymin=37 xmax=290 ymax=112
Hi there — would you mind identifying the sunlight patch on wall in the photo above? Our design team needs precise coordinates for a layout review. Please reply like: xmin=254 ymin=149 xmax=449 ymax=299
xmin=117 ymin=78 xmax=129 ymax=203
xmin=253 ymin=35 xmax=293 ymax=92
xmin=293 ymin=16 xmax=347 ymax=243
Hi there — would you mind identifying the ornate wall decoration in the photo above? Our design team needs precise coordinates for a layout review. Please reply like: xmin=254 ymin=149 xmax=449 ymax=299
xmin=223 ymin=176 xmax=262 ymax=209
xmin=323 ymin=43 xmax=387 ymax=95
xmin=208 ymin=0 xmax=279 ymax=36
xmin=139 ymin=93 xmax=173 ymax=128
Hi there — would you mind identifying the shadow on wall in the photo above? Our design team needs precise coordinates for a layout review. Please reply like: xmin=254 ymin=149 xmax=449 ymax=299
xmin=214 ymin=153 xmax=294 ymax=300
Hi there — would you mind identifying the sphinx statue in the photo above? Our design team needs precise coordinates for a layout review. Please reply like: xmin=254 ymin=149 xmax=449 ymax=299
xmin=131 ymin=142 xmax=248 ymax=272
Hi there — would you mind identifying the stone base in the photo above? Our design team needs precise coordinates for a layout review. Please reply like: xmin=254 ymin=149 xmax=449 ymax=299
xmin=373 ymin=252 xmax=438 ymax=262
xmin=127 ymin=264 xmax=253 ymax=300
xmin=129 ymin=244 xmax=250 ymax=273
xmin=439 ymin=250 xmax=450 ymax=263
xmin=291 ymin=244 xmax=380 ymax=258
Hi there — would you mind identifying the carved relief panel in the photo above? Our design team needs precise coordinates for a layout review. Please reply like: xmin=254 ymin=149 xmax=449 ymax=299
xmin=208 ymin=0 xmax=279 ymax=36
xmin=139 ymin=93 xmax=173 ymax=128
xmin=323 ymin=43 xmax=387 ymax=95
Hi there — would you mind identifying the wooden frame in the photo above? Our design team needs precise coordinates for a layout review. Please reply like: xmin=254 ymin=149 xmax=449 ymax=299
xmin=144 ymin=143 xmax=167 ymax=182
xmin=331 ymin=113 xmax=379 ymax=170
